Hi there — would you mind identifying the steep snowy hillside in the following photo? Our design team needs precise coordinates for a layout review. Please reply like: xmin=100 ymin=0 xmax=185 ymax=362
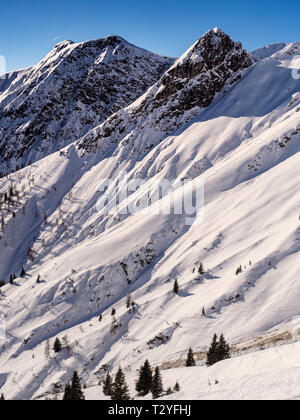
xmin=0 ymin=36 xmax=173 ymax=175
xmin=0 ymin=31 xmax=300 ymax=400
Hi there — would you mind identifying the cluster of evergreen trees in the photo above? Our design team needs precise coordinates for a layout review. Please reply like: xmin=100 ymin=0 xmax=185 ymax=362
xmin=1 ymin=334 xmax=230 ymax=400
xmin=135 ymin=360 xmax=164 ymax=399
xmin=103 ymin=367 xmax=130 ymax=400
xmin=185 ymin=334 xmax=230 ymax=368
xmin=206 ymin=334 xmax=230 ymax=366
xmin=103 ymin=361 xmax=172 ymax=400
xmin=63 ymin=371 xmax=85 ymax=400
xmin=0 ymin=267 xmax=26 ymax=289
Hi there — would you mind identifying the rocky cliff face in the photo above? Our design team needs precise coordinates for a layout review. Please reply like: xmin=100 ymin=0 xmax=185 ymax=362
xmin=0 ymin=36 xmax=173 ymax=175
xmin=78 ymin=29 xmax=252 ymax=157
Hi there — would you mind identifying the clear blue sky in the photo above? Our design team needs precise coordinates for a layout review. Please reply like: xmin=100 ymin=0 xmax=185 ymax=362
xmin=1 ymin=0 xmax=300 ymax=72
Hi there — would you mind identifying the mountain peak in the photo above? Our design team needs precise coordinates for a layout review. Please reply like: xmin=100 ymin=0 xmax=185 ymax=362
xmin=0 ymin=35 xmax=174 ymax=174
xmin=104 ymin=35 xmax=128 ymax=44
xmin=79 ymin=30 xmax=253 ymax=156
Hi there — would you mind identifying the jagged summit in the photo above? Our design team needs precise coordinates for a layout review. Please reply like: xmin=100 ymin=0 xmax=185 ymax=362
xmin=155 ymin=29 xmax=252 ymax=106
xmin=79 ymin=29 xmax=252 ymax=155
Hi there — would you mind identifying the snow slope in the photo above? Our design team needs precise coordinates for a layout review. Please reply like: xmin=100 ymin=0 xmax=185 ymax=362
xmin=0 ymin=32 xmax=299 ymax=400
xmin=83 ymin=340 xmax=300 ymax=400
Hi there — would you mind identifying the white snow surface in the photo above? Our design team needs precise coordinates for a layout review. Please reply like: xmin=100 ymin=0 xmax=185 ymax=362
xmin=83 ymin=341 xmax=300 ymax=400
xmin=0 ymin=32 xmax=300 ymax=400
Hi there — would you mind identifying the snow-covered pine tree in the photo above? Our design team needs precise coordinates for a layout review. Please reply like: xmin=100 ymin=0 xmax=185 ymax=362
xmin=174 ymin=382 xmax=180 ymax=392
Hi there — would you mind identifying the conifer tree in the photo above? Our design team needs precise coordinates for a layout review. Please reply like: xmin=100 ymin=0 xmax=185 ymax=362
xmin=36 ymin=275 xmax=41 ymax=284
xmin=111 ymin=308 xmax=116 ymax=316
xmin=111 ymin=367 xmax=130 ymax=401
xmin=126 ymin=294 xmax=132 ymax=309
xmin=136 ymin=360 xmax=153 ymax=396
xmin=198 ymin=262 xmax=204 ymax=275
xmin=63 ymin=383 xmax=72 ymax=400
xmin=206 ymin=334 xmax=230 ymax=366
xmin=110 ymin=316 xmax=119 ymax=335
xmin=103 ymin=373 xmax=113 ymax=396
xmin=185 ymin=347 xmax=196 ymax=367
xmin=151 ymin=367 xmax=163 ymax=399
xmin=174 ymin=382 xmax=180 ymax=392
xmin=173 ymin=280 xmax=179 ymax=294
xmin=206 ymin=334 xmax=219 ymax=367
xmin=236 ymin=265 xmax=242 ymax=275
xmin=0 ymin=393 xmax=5 ymax=400
xmin=53 ymin=337 xmax=62 ymax=353
xmin=217 ymin=334 xmax=231 ymax=362
xmin=70 ymin=371 xmax=85 ymax=400
xmin=20 ymin=266 xmax=25 ymax=277
xmin=99 ymin=314 xmax=102 ymax=322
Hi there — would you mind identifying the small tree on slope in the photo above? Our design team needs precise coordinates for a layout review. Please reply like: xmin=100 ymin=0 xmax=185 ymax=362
xmin=63 ymin=371 xmax=85 ymax=400
xmin=173 ymin=280 xmax=179 ymax=294
xmin=20 ymin=266 xmax=26 ymax=277
xmin=103 ymin=373 xmax=113 ymax=396
xmin=206 ymin=334 xmax=219 ymax=367
xmin=185 ymin=347 xmax=196 ymax=367
xmin=151 ymin=367 xmax=163 ymax=399
xmin=111 ymin=367 xmax=131 ymax=401
xmin=136 ymin=360 xmax=153 ymax=396
xmin=206 ymin=334 xmax=231 ymax=367
xmin=53 ymin=337 xmax=62 ymax=353
xmin=217 ymin=334 xmax=231 ymax=362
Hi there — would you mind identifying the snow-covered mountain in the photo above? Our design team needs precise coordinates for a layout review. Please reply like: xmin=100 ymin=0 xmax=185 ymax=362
xmin=0 ymin=29 xmax=300 ymax=400
xmin=0 ymin=36 xmax=173 ymax=175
